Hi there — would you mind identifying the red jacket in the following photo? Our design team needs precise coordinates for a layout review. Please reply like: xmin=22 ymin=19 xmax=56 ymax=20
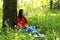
xmin=17 ymin=17 xmax=28 ymax=29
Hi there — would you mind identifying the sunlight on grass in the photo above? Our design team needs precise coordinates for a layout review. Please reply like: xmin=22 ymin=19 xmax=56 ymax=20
xmin=0 ymin=0 xmax=60 ymax=40
xmin=51 ymin=14 xmax=57 ymax=16
xmin=0 ymin=20 xmax=2 ymax=29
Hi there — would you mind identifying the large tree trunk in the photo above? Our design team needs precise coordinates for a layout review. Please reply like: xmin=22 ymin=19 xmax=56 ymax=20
xmin=50 ymin=0 xmax=53 ymax=9
xmin=3 ymin=0 xmax=17 ymax=30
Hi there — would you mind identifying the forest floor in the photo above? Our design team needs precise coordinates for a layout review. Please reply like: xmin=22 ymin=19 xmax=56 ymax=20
xmin=0 ymin=10 xmax=60 ymax=40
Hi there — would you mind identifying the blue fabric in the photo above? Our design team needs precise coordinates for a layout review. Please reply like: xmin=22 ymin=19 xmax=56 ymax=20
xmin=25 ymin=26 xmax=39 ymax=36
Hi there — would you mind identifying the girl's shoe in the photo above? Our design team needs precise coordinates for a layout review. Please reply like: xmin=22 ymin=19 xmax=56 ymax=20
xmin=34 ymin=35 xmax=39 ymax=37
xmin=34 ymin=34 xmax=45 ymax=37
xmin=39 ymin=34 xmax=45 ymax=37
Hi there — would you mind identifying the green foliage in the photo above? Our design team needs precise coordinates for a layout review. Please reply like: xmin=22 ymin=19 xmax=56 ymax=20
xmin=0 ymin=0 xmax=60 ymax=40
xmin=53 ymin=0 xmax=60 ymax=10
xmin=1 ymin=10 xmax=60 ymax=40
xmin=0 ymin=0 xmax=3 ymax=29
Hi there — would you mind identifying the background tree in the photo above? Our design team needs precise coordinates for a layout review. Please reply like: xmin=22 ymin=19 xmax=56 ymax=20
xmin=57 ymin=0 xmax=60 ymax=10
xmin=50 ymin=0 xmax=53 ymax=9
xmin=53 ymin=0 xmax=60 ymax=10
xmin=3 ymin=0 xmax=17 ymax=30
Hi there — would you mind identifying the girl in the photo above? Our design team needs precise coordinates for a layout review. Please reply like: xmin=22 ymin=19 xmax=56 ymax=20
xmin=16 ymin=9 xmax=45 ymax=37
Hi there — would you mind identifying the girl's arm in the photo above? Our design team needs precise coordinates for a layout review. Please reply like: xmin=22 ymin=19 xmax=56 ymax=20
xmin=17 ymin=18 xmax=20 ymax=30
xmin=24 ymin=17 xmax=28 ymax=24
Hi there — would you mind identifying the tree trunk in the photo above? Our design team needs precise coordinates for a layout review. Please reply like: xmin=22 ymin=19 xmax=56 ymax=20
xmin=3 ymin=0 xmax=17 ymax=30
xmin=57 ymin=0 xmax=60 ymax=10
xmin=50 ymin=0 xmax=53 ymax=9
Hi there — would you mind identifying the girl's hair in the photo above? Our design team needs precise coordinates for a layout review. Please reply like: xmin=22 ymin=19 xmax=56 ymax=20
xmin=18 ymin=9 xmax=24 ymax=19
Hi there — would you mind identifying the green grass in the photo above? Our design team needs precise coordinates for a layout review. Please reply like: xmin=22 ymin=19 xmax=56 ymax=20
xmin=0 ymin=0 xmax=60 ymax=40
xmin=0 ymin=10 xmax=60 ymax=40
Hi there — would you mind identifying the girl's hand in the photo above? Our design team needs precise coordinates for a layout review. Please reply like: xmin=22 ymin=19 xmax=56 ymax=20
xmin=23 ymin=14 xmax=26 ymax=17
xmin=17 ymin=23 xmax=20 ymax=26
xmin=17 ymin=23 xmax=20 ymax=30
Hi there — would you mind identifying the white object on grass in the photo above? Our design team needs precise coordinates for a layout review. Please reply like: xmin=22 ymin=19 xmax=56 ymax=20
xmin=4 ymin=19 xmax=9 ymax=25
xmin=34 ymin=34 xmax=45 ymax=37
xmin=14 ymin=25 xmax=17 ymax=27
xmin=39 ymin=34 xmax=45 ymax=37
xmin=34 ymin=35 xmax=39 ymax=37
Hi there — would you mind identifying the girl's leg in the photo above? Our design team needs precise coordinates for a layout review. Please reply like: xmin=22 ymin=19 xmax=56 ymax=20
xmin=25 ymin=27 xmax=31 ymax=32
xmin=33 ymin=30 xmax=40 ymax=35
xmin=31 ymin=26 xmax=40 ymax=36
xmin=25 ymin=26 xmax=45 ymax=37
xmin=26 ymin=26 xmax=40 ymax=36
xmin=25 ymin=26 xmax=39 ymax=35
xmin=25 ymin=26 xmax=36 ymax=32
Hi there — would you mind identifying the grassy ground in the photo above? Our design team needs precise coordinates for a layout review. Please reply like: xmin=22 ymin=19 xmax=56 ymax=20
xmin=0 ymin=0 xmax=60 ymax=40
xmin=0 ymin=9 xmax=60 ymax=40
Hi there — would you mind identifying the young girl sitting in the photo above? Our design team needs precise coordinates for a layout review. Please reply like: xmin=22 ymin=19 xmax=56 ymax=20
xmin=16 ymin=9 xmax=45 ymax=37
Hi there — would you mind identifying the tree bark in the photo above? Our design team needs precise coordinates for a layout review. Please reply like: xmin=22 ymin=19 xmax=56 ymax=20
xmin=3 ymin=0 xmax=17 ymax=29
xmin=57 ymin=0 xmax=60 ymax=10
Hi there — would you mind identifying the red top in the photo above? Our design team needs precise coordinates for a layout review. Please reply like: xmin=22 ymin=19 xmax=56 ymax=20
xmin=17 ymin=17 xmax=28 ymax=29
